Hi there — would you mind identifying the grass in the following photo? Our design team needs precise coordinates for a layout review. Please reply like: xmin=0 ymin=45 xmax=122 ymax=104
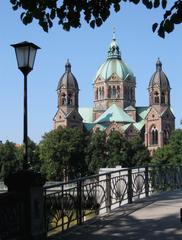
xmin=47 ymin=210 xmax=96 ymax=237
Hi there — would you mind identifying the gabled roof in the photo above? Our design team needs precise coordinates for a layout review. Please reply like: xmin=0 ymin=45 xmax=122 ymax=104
xmin=53 ymin=108 xmax=67 ymax=121
xmin=160 ymin=107 xmax=175 ymax=119
xmin=134 ymin=120 xmax=145 ymax=131
xmin=83 ymin=123 xmax=95 ymax=131
xmin=79 ymin=107 xmax=93 ymax=123
xmin=94 ymin=103 xmax=135 ymax=124
xmin=124 ymin=123 xmax=140 ymax=133
xmin=122 ymin=123 xmax=131 ymax=131
xmin=125 ymin=105 xmax=136 ymax=111
xmin=65 ymin=109 xmax=83 ymax=121
xmin=136 ymin=107 xmax=150 ymax=121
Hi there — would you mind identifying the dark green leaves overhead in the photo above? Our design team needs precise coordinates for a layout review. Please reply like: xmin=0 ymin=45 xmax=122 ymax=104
xmin=9 ymin=0 xmax=182 ymax=37
xmin=153 ymin=0 xmax=182 ymax=38
xmin=152 ymin=22 xmax=158 ymax=32
xmin=162 ymin=0 xmax=167 ymax=9
xmin=154 ymin=0 xmax=160 ymax=8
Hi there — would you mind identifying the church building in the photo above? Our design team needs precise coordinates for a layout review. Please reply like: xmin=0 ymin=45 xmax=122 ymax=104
xmin=53 ymin=34 xmax=175 ymax=155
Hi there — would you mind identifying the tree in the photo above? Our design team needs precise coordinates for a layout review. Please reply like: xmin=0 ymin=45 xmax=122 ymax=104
xmin=10 ymin=0 xmax=182 ymax=38
xmin=107 ymin=131 xmax=130 ymax=167
xmin=85 ymin=129 xmax=107 ymax=174
xmin=128 ymin=136 xmax=150 ymax=167
xmin=39 ymin=126 xmax=86 ymax=181
xmin=152 ymin=129 xmax=182 ymax=165
xmin=16 ymin=138 xmax=41 ymax=172
xmin=0 ymin=141 xmax=21 ymax=180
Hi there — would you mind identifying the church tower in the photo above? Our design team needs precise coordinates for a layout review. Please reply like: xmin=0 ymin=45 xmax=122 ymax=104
xmin=53 ymin=60 xmax=83 ymax=130
xmin=93 ymin=33 xmax=136 ymax=121
xmin=148 ymin=58 xmax=170 ymax=108
xmin=145 ymin=59 xmax=175 ymax=155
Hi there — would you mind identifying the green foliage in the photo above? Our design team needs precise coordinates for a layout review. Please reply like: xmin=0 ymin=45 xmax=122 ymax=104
xmin=0 ymin=129 xmax=150 ymax=180
xmin=9 ymin=0 xmax=182 ymax=37
xmin=16 ymin=138 xmax=41 ymax=171
xmin=85 ymin=129 xmax=107 ymax=174
xmin=152 ymin=129 xmax=182 ymax=165
xmin=39 ymin=127 xmax=86 ymax=181
xmin=85 ymin=130 xmax=150 ymax=173
xmin=0 ymin=138 xmax=40 ymax=180
xmin=128 ymin=136 xmax=150 ymax=166
xmin=0 ymin=141 xmax=21 ymax=180
xmin=107 ymin=131 xmax=130 ymax=167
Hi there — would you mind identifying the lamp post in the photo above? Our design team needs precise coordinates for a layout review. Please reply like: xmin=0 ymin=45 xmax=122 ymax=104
xmin=11 ymin=41 xmax=40 ymax=170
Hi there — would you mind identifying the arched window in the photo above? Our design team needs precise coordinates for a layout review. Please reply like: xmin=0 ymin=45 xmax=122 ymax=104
xmin=61 ymin=92 xmax=66 ymax=105
xmin=161 ymin=92 xmax=165 ymax=104
xmin=99 ymin=87 xmax=101 ymax=100
xmin=151 ymin=126 xmax=158 ymax=145
xmin=95 ymin=88 xmax=98 ymax=100
xmin=108 ymin=86 xmax=111 ymax=98
xmin=116 ymin=86 xmax=120 ymax=98
xmin=112 ymin=86 xmax=116 ymax=98
xmin=164 ymin=126 xmax=170 ymax=144
xmin=101 ymin=87 xmax=104 ymax=99
xmin=154 ymin=91 xmax=159 ymax=104
xmin=68 ymin=93 xmax=72 ymax=105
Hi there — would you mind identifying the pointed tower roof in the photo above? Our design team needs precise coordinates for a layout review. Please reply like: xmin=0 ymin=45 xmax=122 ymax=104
xmin=149 ymin=58 xmax=170 ymax=90
xmin=107 ymin=30 xmax=121 ymax=60
xmin=57 ymin=60 xmax=79 ymax=90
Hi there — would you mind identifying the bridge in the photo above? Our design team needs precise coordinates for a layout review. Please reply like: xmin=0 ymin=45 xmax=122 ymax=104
xmin=48 ymin=190 xmax=182 ymax=240
xmin=1 ymin=165 xmax=182 ymax=239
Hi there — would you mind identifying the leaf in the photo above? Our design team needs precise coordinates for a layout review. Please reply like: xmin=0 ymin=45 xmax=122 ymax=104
xmin=158 ymin=25 xmax=165 ymax=38
xmin=20 ymin=12 xmax=25 ymax=20
xmin=142 ymin=0 xmax=152 ymax=9
xmin=12 ymin=5 xmax=18 ymax=10
xmin=95 ymin=18 xmax=102 ymax=27
xmin=130 ymin=0 xmax=140 ymax=4
xmin=164 ymin=10 xmax=171 ymax=19
xmin=154 ymin=0 xmax=160 ymax=8
xmin=90 ymin=20 xmax=95 ymax=28
xmin=171 ymin=12 xmax=182 ymax=24
xmin=10 ymin=0 xmax=17 ymax=4
xmin=162 ymin=0 xmax=167 ymax=9
xmin=39 ymin=20 xmax=49 ymax=32
xmin=164 ymin=19 xmax=174 ymax=33
xmin=114 ymin=3 xmax=120 ymax=12
xmin=50 ymin=9 xmax=56 ymax=20
xmin=152 ymin=23 xmax=158 ymax=32
xmin=63 ymin=23 xmax=70 ymax=31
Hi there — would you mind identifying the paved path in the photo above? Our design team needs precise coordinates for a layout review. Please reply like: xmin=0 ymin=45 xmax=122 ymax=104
xmin=49 ymin=190 xmax=182 ymax=240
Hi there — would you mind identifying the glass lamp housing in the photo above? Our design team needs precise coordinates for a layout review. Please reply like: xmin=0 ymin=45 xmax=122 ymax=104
xmin=11 ymin=41 xmax=40 ymax=75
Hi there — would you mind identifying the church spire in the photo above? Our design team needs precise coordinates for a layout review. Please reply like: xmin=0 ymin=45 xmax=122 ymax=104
xmin=156 ymin=57 xmax=162 ymax=71
xmin=65 ymin=59 xmax=71 ymax=72
xmin=107 ymin=29 xmax=121 ymax=60
xmin=112 ymin=27 xmax=116 ymax=40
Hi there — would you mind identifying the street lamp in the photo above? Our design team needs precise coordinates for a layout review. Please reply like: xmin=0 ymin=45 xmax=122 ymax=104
xmin=11 ymin=41 xmax=40 ymax=170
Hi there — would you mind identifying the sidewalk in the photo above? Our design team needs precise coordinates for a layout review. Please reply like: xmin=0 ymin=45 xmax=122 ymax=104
xmin=48 ymin=190 xmax=182 ymax=240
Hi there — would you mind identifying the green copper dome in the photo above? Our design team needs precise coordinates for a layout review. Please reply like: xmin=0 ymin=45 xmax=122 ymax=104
xmin=95 ymin=35 xmax=134 ymax=81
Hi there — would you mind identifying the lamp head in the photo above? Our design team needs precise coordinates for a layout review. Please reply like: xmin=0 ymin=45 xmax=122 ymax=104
xmin=11 ymin=41 xmax=40 ymax=75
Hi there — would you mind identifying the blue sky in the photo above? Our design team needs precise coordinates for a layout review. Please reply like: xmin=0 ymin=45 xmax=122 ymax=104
xmin=0 ymin=2 xmax=182 ymax=144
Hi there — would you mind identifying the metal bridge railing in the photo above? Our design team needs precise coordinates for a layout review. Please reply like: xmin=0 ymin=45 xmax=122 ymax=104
xmin=44 ymin=165 xmax=182 ymax=235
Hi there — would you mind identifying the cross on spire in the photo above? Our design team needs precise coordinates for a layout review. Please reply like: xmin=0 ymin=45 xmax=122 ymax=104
xmin=113 ymin=27 xmax=116 ymax=40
